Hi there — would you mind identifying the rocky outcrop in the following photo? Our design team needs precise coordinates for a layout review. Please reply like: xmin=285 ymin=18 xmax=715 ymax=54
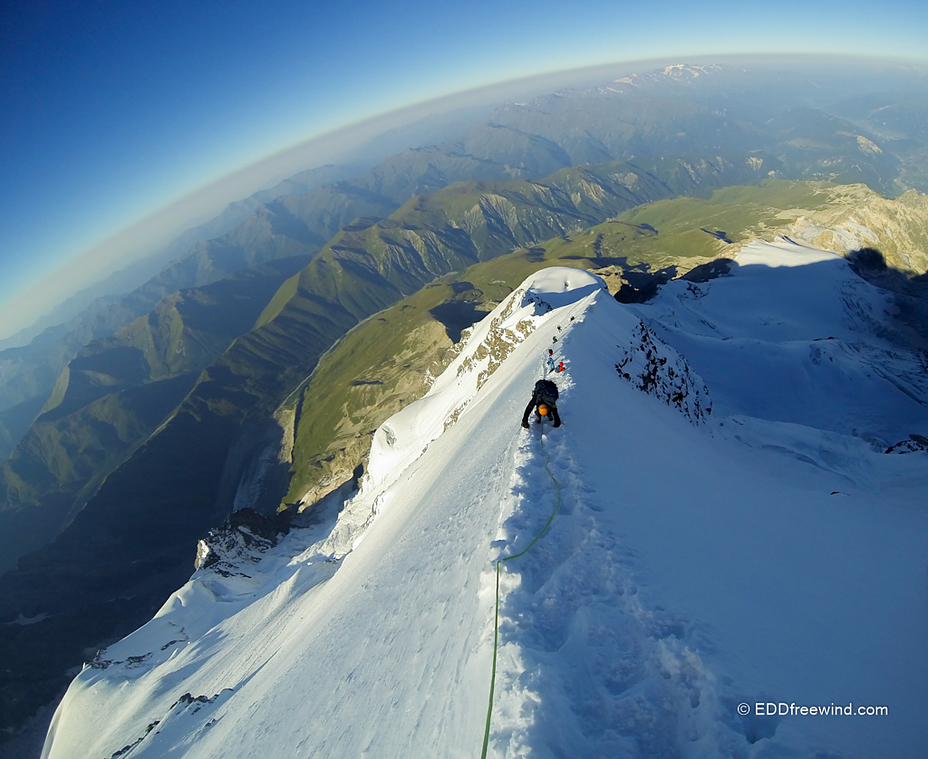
xmin=740 ymin=183 xmax=928 ymax=274
xmin=615 ymin=321 xmax=712 ymax=424
xmin=885 ymin=434 xmax=928 ymax=454
xmin=194 ymin=508 xmax=290 ymax=574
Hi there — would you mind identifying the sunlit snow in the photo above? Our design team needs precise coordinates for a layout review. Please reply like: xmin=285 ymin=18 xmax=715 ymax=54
xmin=42 ymin=244 xmax=928 ymax=758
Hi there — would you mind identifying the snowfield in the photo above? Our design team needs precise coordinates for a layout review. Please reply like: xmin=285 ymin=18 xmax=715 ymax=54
xmin=42 ymin=246 xmax=928 ymax=758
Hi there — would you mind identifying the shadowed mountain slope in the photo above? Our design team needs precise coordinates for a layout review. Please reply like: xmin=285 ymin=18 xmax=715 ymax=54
xmin=0 ymin=258 xmax=310 ymax=576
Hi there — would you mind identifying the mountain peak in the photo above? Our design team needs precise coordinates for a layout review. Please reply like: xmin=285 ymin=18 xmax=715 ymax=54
xmin=612 ymin=63 xmax=722 ymax=89
xmin=660 ymin=63 xmax=714 ymax=79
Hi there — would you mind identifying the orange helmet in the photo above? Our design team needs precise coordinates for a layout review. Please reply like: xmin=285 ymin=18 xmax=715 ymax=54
xmin=538 ymin=404 xmax=549 ymax=416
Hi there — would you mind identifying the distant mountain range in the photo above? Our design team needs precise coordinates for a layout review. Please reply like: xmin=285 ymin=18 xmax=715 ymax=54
xmin=2 ymin=59 xmax=928 ymax=752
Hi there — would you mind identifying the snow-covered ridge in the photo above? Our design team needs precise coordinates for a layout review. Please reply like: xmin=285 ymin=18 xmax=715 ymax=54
xmin=364 ymin=267 xmax=605 ymax=496
xmin=42 ymin=252 xmax=928 ymax=758
xmin=612 ymin=63 xmax=721 ymax=88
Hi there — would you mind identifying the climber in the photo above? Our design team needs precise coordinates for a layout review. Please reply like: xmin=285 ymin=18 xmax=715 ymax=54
xmin=521 ymin=378 xmax=561 ymax=428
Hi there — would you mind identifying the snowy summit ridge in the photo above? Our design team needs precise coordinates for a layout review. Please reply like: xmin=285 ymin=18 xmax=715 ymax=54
xmin=42 ymin=250 xmax=928 ymax=758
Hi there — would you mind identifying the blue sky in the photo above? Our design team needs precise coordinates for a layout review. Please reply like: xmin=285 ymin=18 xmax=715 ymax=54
xmin=1 ymin=0 xmax=927 ymax=339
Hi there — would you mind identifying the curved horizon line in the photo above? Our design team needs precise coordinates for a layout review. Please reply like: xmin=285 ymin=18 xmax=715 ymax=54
xmin=1 ymin=50 xmax=925 ymax=343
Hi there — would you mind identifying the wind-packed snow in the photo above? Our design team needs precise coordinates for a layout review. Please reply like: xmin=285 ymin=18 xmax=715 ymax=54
xmin=42 ymin=247 xmax=928 ymax=758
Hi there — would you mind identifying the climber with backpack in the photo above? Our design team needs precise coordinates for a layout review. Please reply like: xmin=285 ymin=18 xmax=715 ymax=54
xmin=521 ymin=378 xmax=561 ymax=428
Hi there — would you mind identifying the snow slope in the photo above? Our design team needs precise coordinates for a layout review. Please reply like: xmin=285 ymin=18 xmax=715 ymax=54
xmin=42 ymin=249 xmax=928 ymax=758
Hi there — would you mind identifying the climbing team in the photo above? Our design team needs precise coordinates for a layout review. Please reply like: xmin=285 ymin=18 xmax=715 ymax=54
xmin=544 ymin=349 xmax=564 ymax=375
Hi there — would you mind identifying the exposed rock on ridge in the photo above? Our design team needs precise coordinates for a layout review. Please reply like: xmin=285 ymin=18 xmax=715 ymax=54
xmin=737 ymin=182 xmax=928 ymax=274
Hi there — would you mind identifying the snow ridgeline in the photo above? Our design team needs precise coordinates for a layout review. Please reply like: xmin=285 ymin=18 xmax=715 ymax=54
xmin=42 ymin=248 xmax=928 ymax=758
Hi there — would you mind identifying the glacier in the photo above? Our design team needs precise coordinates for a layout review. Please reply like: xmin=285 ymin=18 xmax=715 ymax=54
xmin=41 ymin=245 xmax=928 ymax=758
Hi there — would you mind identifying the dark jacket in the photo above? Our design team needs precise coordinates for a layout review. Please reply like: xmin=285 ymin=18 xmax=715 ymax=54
xmin=522 ymin=380 xmax=561 ymax=427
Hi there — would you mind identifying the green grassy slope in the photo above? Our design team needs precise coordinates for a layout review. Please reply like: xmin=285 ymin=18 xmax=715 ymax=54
xmin=284 ymin=178 xmax=910 ymax=505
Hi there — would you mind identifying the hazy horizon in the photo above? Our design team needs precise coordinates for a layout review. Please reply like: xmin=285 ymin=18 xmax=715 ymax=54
xmin=1 ymin=0 xmax=926 ymax=340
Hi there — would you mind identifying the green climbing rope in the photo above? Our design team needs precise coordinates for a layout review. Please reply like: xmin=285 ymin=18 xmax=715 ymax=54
xmin=480 ymin=433 xmax=562 ymax=758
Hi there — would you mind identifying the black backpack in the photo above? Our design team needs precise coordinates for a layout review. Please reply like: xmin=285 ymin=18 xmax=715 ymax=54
xmin=534 ymin=379 xmax=559 ymax=405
